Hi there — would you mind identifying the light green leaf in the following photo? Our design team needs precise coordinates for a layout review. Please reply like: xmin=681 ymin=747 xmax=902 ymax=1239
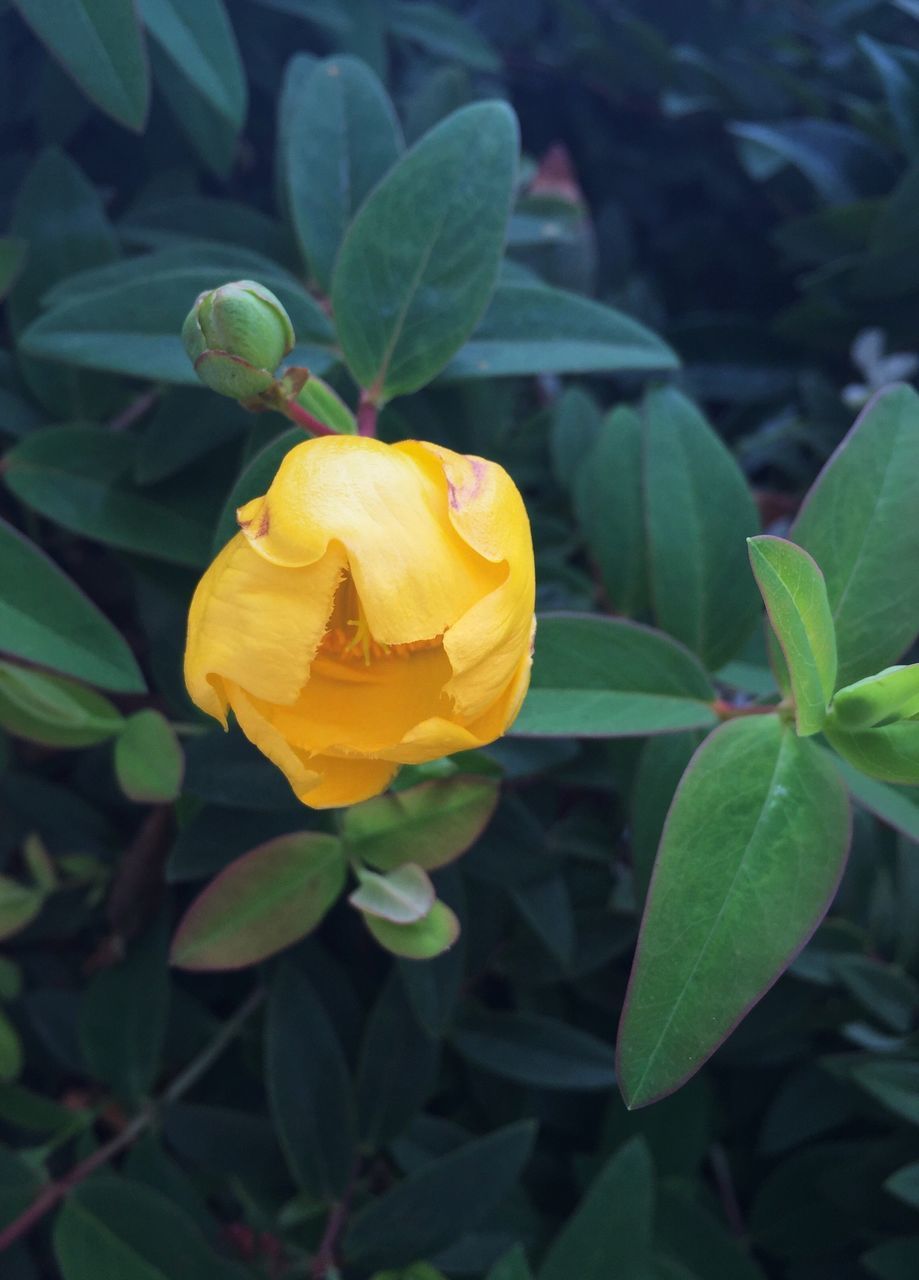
xmin=644 ymin=387 xmax=761 ymax=670
xmin=171 ymin=833 xmax=346 ymax=970
xmin=138 ymin=0 xmax=246 ymax=127
xmin=3 ymin=425 xmax=213 ymax=568
xmin=791 ymin=384 xmax=919 ymax=687
xmin=748 ymin=536 xmax=836 ymax=735
xmin=831 ymin=664 xmax=919 ymax=730
xmin=511 ymin=613 xmax=717 ymax=738
xmin=342 ymin=776 xmax=498 ymax=872
xmin=0 ymin=661 xmax=123 ymax=749
xmin=824 ymin=715 xmax=919 ymax=785
xmin=12 ymin=0 xmax=150 ymax=130
xmin=363 ymin=900 xmax=460 ymax=960
xmin=537 ymin=1139 xmax=654 ymax=1280
xmin=332 ymin=101 xmax=518 ymax=398
xmin=279 ymin=54 xmax=402 ymax=291
xmin=441 ymin=283 xmax=678 ymax=380
xmin=0 ymin=516 xmax=145 ymax=693
xmin=829 ymin=751 xmax=919 ymax=841
xmin=115 ymin=711 xmax=184 ymax=804
xmin=349 ymin=863 xmax=435 ymax=924
xmin=617 ymin=716 xmax=851 ymax=1108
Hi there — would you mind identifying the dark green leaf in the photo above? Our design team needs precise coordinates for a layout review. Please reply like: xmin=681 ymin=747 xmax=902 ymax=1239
xmin=644 ymin=388 xmax=761 ymax=670
xmin=280 ymin=54 xmax=402 ymax=290
xmin=266 ymin=964 xmax=357 ymax=1198
xmin=356 ymin=972 xmax=439 ymax=1146
xmin=617 ymin=716 xmax=851 ymax=1108
xmin=12 ymin=0 xmax=150 ymax=129
xmin=388 ymin=2 xmax=500 ymax=71
xmin=729 ymin=119 xmax=893 ymax=203
xmin=332 ymin=101 xmax=518 ymax=398
xmin=345 ymin=1120 xmax=537 ymax=1271
xmin=831 ymin=753 xmax=919 ymax=841
xmin=453 ymin=1011 xmax=617 ymax=1089
xmin=0 ymin=877 xmax=44 ymax=942
xmin=442 ymin=284 xmax=678 ymax=380
xmin=171 ymin=833 xmax=345 ymax=970
xmin=792 ymin=384 xmax=919 ymax=687
xmin=212 ymin=427 xmax=302 ymax=552
xmin=486 ymin=1246 xmax=534 ymax=1280
xmin=512 ymin=613 xmax=717 ymax=737
xmin=550 ymin=386 xmax=602 ymax=494
xmin=537 ymin=1138 xmax=654 ymax=1280
xmin=0 ymin=516 xmax=145 ymax=693
xmin=747 ymin=536 xmax=836 ymax=735
xmin=0 ymin=239 xmax=27 ymax=301
xmin=138 ymin=0 xmax=246 ymax=128
xmin=861 ymin=37 xmax=919 ymax=158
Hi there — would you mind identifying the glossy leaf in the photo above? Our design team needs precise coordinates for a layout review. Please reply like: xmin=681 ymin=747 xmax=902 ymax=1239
xmin=442 ymin=283 xmax=678 ymax=380
xmin=0 ymin=516 xmax=145 ymax=693
xmin=748 ymin=536 xmax=836 ymax=735
xmin=511 ymin=613 xmax=717 ymax=737
xmin=12 ymin=0 xmax=150 ymax=130
xmin=342 ymin=776 xmax=498 ymax=872
xmin=332 ymin=101 xmax=518 ymax=399
xmin=171 ymin=833 xmax=345 ymax=970
xmin=266 ymin=964 xmax=356 ymax=1199
xmin=452 ymin=1011 xmax=617 ymax=1090
xmin=138 ymin=0 xmax=246 ymax=128
xmin=115 ymin=711 xmax=184 ymax=804
xmin=0 ymin=662 xmax=123 ymax=749
xmin=617 ymin=716 xmax=851 ymax=1108
xmin=345 ymin=1120 xmax=537 ymax=1271
xmin=280 ymin=54 xmax=402 ymax=290
xmin=363 ymin=900 xmax=460 ymax=960
xmin=537 ymin=1138 xmax=654 ymax=1280
xmin=3 ymin=426 xmax=213 ymax=568
xmin=573 ymin=404 xmax=647 ymax=615
xmin=644 ymin=387 xmax=761 ymax=670
xmin=791 ymin=384 xmax=919 ymax=687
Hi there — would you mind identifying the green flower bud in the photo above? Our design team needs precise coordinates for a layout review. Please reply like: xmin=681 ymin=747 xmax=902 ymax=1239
xmin=182 ymin=280 xmax=295 ymax=400
xmin=830 ymin=663 xmax=919 ymax=730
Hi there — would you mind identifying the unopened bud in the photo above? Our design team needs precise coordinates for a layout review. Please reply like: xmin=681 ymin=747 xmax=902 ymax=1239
xmin=182 ymin=280 xmax=295 ymax=400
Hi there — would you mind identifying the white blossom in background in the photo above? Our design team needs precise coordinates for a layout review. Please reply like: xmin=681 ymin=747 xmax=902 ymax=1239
xmin=842 ymin=327 xmax=919 ymax=409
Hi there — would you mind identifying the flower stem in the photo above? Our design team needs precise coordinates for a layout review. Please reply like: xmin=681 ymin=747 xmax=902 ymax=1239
xmin=357 ymin=392 xmax=378 ymax=437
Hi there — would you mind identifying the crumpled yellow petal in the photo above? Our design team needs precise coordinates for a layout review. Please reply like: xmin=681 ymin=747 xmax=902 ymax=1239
xmin=236 ymin=436 xmax=502 ymax=646
xmin=398 ymin=441 xmax=536 ymax=720
xmin=184 ymin=532 xmax=346 ymax=716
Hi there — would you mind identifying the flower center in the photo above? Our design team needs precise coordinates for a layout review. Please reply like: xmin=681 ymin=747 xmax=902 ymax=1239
xmin=318 ymin=572 xmax=442 ymax=666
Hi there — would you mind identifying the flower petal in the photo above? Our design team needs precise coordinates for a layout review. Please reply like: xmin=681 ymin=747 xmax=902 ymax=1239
xmin=184 ymin=532 xmax=346 ymax=715
xmin=236 ymin=436 xmax=501 ymax=646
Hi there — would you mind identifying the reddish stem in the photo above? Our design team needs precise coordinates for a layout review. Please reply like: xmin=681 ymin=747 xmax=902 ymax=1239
xmin=281 ymin=397 xmax=338 ymax=437
xmin=357 ymin=392 xmax=378 ymax=437
xmin=311 ymin=1165 xmax=359 ymax=1278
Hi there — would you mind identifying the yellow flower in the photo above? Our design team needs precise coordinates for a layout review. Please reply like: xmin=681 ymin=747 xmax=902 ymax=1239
xmin=185 ymin=436 xmax=535 ymax=808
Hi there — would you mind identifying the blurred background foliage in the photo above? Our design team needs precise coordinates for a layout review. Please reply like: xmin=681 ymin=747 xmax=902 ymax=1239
xmin=1 ymin=0 xmax=919 ymax=1277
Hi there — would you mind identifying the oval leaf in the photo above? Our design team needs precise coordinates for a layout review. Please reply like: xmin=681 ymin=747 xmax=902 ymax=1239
xmin=617 ymin=716 xmax=851 ymax=1108
xmin=452 ymin=1011 xmax=617 ymax=1090
xmin=331 ymin=100 xmax=519 ymax=399
xmin=824 ymin=715 xmax=919 ymax=785
xmin=0 ymin=661 xmax=123 ymax=748
xmin=363 ymin=899 xmax=460 ymax=960
xmin=748 ymin=535 xmax=837 ymax=735
xmin=115 ymin=710 xmax=184 ymax=804
xmin=511 ymin=613 xmax=718 ymax=738
xmin=342 ymin=776 xmax=498 ymax=872
xmin=171 ymin=833 xmax=345 ymax=970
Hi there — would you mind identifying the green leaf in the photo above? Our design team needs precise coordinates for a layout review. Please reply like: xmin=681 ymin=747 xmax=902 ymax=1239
xmin=824 ymin=715 xmax=919 ymax=785
xmin=12 ymin=0 xmax=150 ymax=130
xmin=0 ymin=238 xmax=27 ymax=301
xmin=747 ymin=536 xmax=836 ymax=735
xmin=886 ymin=1161 xmax=919 ymax=1209
xmin=573 ymin=405 xmax=647 ymax=615
xmin=115 ymin=711 xmax=184 ymax=804
xmin=550 ymin=386 xmax=602 ymax=494
xmin=0 ymin=877 xmax=44 ymax=942
xmin=617 ymin=716 xmax=851 ymax=1108
xmin=860 ymin=37 xmax=919 ymax=159
xmin=791 ymin=384 xmax=919 ymax=687
xmin=138 ymin=0 xmax=246 ymax=128
xmin=280 ymin=54 xmax=403 ymax=290
xmin=266 ymin=964 xmax=357 ymax=1199
xmin=363 ymin=900 xmax=460 ymax=960
xmin=830 ymin=752 xmax=919 ymax=841
xmin=849 ymin=1060 xmax=919 ymax=1125
xmin=342 ymin=776 xmax=498 ymax=872
xmin=387 ymin=2 xmax=500 ymax=71
xmin=644 ymin=387 xmax=761 ymax=670
xmin=3 ymin=426 xmax=213 ymax=568
xmin=171 ymin=833 xmax=345 ymax=970
xmin=79 ymin=911 xmax=170 ymax=1103
xmin=442 ymin=284 xmax=678 ymax=381
xmin=213 ymin=427 xmax=302 ymax=552
xmin=728 ymin=119 xmax=893 ymax=204
xmin=0 ymin=1011 xmax=23 ymax=1083
xmin=511 ymin=614 xmax=718 ymax=737
xmin=356 ymin=972 xmax=439 ymax=1146
xmin=863 ymin=1238 xmax=919 ymax=1280
xmin=537 ymin=1138 xmax=655 ymax=1280
xmin=331 ymin=101 xmax=518 ymax=399
xmin=345 ymin=1120 xmax=537 ymax=1271
xmin=22 ymin=251 xmax=334 ymax=383
xmin=631 ymin=733 xmax=703 ymax=909
xmin=349 ymin=864 xmax=435 ymax=924
xmin=53 ymin=1175 xmax=247 ymax=1280
xmin=486 ymin=1246 xmax=533 ymax=1280
xmin=0 ymin=516 xmax=145 ymax=693
xmin=0 ymin=662 xmax=123 ymax=749
xmin=452 ymin=1011 xmax=617 ymax=1090
xmin=831 ymin=664 xmax=919 ymax=730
